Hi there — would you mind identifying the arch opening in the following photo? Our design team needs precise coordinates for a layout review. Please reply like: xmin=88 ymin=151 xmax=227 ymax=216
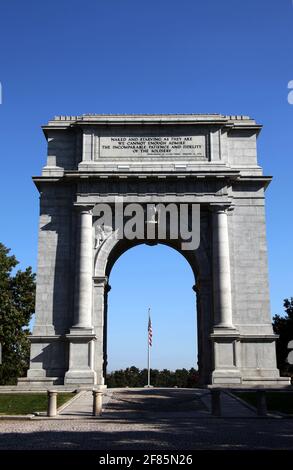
xmin=106 ymin=244 xmax=197 ymax=382
xmin=92 ymin=224 xmax=214 ymax=386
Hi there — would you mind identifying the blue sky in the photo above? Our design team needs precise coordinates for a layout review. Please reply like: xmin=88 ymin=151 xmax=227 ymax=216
xmin=0 ymin=1 xmax=292 ymax=371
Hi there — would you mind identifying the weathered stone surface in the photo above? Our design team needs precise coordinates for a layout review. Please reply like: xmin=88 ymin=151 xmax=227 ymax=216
xmin=22 ymin=114 xmax=288 ymax=387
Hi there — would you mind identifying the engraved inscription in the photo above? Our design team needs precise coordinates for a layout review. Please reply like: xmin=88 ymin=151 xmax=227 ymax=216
xmin=99 ymin=135 xmax=206 ymax=158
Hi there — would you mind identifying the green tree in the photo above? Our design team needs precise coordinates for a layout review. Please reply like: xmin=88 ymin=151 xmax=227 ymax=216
xmin=106 ymin=366 xmax=200 ymax=388
xmin=187 ymin=368 xmax=199 ymax=387
xmin=174 ymin=368 xmax=189 ymax=387
xmin=124 ymin=366 xmax=140 ymax=387
xmin=0 ymin=243 xmax=35 ymax=385
xmin=113 ymin=369 xmax=128 ymax=387
xmin=158 ymin=368 xmax=174 ymax=387
xmin=273 ymin=298 xmax=293 ymax=376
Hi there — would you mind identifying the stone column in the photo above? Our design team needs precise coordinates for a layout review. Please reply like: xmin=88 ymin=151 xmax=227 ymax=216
xmin=64 ymin=206 xmax=97 ymax=385
xmin=93 ymin=276 xmax=110 ymax=386
xmin=73 ymin=208 xmax=93 ymax=329
xmin=193 ymin=279 xmax=213 ymax=384
xmin=212 ymin=207 xmax=233 ymax=328
xmin=211 ymin=205 xmax=241 ymax=384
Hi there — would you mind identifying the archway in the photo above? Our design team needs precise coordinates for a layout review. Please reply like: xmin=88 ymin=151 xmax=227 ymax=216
xmin=24 ymin=113 xmax=286 ymax=388
xmin=93 ymin=232 xmax=213 ymax=386
xmin=106 ymin=244 xmax=197 ymax=381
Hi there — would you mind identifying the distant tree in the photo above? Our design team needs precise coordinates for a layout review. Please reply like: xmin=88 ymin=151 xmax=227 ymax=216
xmin=273 ymin=298 xmax=293 ymax=376
xmin=140 ymin=368 xmax=148 ymax=386
xmin=187 ymin=368 xmax=200 ymax=387
xmin=124 ymin=366 xmax=140 ymax=387
xmin=156 ymin=368 xmax=172 ymax=387
xmin=112 ymin=369 xmax=128 ymax=387
xmin=149 ymin=368 xmax=160 ymax=386
xmin=106 ymin=366 xmax=200 ymax=388
xmin=0 ymin=243 xmax=35 ymax=385
xmin=174 ymin=368 xmax=189 ymax=388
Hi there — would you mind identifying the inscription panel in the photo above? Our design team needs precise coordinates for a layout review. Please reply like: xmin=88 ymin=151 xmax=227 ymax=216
xmin=99 ymin=135 xmax=206 ymax=159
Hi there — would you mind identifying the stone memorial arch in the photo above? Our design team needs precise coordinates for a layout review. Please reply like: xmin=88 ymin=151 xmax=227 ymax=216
xmin=21 ymin=114 xmax=287 ymax=387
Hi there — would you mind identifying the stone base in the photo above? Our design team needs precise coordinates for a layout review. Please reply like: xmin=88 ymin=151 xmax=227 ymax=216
xmin=241 ymin=377 xmax=291 ymax=386
xmin=211 ymin=370 xmax=291 ymax=386
xmin=211 ymin=327 xmax=241 ymax=384
xmin=64 ymin=370 xmax=97 ymax=385
xmin=17 ymin=376 xmax=63 ymax=387
xmin=65 ymin=331 xmax=97 ymax=386
xmin=42 ymin=165 xmax=64 ymax=177
xmin=212 ymin=369 xmax=242 ymax=384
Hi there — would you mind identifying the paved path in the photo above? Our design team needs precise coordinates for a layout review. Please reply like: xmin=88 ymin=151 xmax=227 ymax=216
xmin=59 ymin=390 xmax=113 ymax=417
xmin=0 ymin=414 xmax=292 ymax=450
xmin=201 ymin=390 xmax=257 ymax=418
xmin=1 ymin=388 xmax=292 ymax=450
xmin=59 ymin=387 xmax=256 ymax=419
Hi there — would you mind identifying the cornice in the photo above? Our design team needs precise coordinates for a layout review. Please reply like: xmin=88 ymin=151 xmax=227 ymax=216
xmin=41 ymin=113 xmax=261 ymax=138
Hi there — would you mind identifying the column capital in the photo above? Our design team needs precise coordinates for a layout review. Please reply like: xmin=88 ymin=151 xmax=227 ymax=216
xmin=209 ymin=204 xmax=234 ymax=214
xmin=73 ymin=203 xmax=94 ymax=214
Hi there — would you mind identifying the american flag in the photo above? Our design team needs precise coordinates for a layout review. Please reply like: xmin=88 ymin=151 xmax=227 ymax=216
xmin=148 ymin=314 xmax=153 ymax=347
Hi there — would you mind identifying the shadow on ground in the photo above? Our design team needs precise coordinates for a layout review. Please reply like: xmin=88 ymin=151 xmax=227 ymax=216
xmin=103 ymin=388 xmax=208 ymax=415
xmin=1 ymin=416 xmax=293 ymax=450
xmin=1 ymin=388 xmax=293 ymax=450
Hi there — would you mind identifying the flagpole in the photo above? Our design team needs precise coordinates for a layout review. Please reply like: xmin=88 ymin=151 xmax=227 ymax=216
xmin=147 ymin=307 xmax=151 ymax=387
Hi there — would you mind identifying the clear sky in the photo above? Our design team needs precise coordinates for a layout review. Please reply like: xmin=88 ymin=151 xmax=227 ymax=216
xmin=0 ymin=1 xmax=292 ymax=371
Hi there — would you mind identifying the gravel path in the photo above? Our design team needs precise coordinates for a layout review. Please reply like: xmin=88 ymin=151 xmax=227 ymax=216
xmin=1 ymin=416 xmax=293 ymax=450
xmin=0 ymin=388 xmax=292 ymax=450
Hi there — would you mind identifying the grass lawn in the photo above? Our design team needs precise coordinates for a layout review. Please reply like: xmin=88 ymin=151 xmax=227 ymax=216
xmin=0 ymin=393 xmax=74 ymax=415
xmin=235 ymin=391 xmax=293 ymax=415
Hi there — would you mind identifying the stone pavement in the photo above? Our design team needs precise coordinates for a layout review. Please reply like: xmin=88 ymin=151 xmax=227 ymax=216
xmin=59 ymin=390 xmax=112 ymax=417
xmin=58 ymin=388 xmax=257 ymax=419
xmin=201 ymin=390 xmax=257 ymax=418
xmin=1 ymin=388 xmax=292 ymax=450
